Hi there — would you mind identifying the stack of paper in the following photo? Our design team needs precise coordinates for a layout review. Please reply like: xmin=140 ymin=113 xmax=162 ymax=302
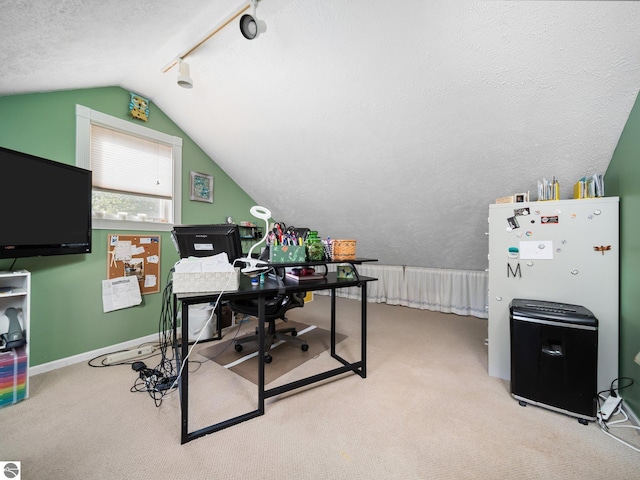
xmin=174 ymin=253 xmax=235 ymax=273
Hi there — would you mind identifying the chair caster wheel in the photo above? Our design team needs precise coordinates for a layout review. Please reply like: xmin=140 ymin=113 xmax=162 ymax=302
xmin=265 ymin=355 xmax=273 ymax=364
xmin=301 ymin=344 xmax=309 ymax=352
xmin=291 ymin=330 xmax=298 ymax=337
xmin=235 ymin=344 xmax=243 ymax=352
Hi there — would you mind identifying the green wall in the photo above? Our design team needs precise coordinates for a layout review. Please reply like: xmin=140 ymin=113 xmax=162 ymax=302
xmin=605 ymin=91 xmax=640 ymax=416
xmin=0 ymin=87 xmax=257 ymax=366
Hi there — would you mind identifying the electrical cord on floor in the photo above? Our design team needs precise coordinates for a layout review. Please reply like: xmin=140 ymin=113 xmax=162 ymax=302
xmin=85 ymin=266 xmax=244 ymax=406
xmin=596 ymin=377 xmax=639 ymax=453
xmin=133 ymin=271 xmax=180 ymax=407
xmin=161 ymin=270 xmax=237 ymax=396
xmin=133 ymin=267 xmax=239 ymax=406
xmin=129 ymin=362 xmax=169 ymax=406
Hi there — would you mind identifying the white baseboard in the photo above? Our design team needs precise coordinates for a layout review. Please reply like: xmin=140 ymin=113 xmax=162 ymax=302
xmin=29 ymin=333 xmax=159 ymax=376
xmin=622 ymin=399 xmax=640 ymax=426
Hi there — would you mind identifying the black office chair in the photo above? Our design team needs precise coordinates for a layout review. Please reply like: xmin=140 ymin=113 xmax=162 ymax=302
xmin=231 ymin=291 xmax=309 ymax=363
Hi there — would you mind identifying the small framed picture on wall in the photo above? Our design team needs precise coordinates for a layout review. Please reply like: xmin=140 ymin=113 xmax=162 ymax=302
xmin=190 ymin=171 xmax=214 ymax=203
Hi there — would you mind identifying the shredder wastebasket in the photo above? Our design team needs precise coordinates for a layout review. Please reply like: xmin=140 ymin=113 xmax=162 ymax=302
xmin=510 ymin=299 xmax=598 ymax=423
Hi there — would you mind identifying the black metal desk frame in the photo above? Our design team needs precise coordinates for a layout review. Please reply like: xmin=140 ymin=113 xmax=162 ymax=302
xmin=173 ymin=259 xmax=377 ymax=444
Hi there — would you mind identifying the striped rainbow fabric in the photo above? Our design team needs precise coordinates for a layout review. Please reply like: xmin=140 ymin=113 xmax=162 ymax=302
xmin=0 ymin=346 xmax=27 ymax=408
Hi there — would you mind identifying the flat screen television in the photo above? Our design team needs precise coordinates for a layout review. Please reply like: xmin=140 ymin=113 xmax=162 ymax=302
xmin=171 ymin=224 xmax=243 ymax=262
xmin=0 ymin=146 xmax=92 ymax=259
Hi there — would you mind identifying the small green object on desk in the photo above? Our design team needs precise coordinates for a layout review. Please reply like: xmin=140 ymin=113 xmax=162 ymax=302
xmin=337 ymin=264 xmax=355 ymax=279
xmin=306 ymin=242 xmax=324 ymax=261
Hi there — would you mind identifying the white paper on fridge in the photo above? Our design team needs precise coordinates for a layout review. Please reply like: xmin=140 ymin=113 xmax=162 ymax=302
xmin=519 ymin=240 xmax=554 ymax=260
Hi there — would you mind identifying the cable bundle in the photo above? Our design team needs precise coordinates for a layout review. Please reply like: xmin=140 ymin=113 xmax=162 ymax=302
xmin=130 ymin=272 xmax=179 ymax=406
xmin=596 ymin=377 xmax=640 ymax=453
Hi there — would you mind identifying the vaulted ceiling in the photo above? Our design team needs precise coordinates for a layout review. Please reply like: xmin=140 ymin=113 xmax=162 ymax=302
xmin=2 ymin=1 xmax=639 ymax=270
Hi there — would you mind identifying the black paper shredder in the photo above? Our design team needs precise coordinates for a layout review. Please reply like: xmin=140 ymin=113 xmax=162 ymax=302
xmin=510 ymin=299 xmax=598 ymax=424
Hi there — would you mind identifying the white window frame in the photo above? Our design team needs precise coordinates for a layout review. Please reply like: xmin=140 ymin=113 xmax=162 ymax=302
xmin=76 ymin=104 xmax=182 ymax=232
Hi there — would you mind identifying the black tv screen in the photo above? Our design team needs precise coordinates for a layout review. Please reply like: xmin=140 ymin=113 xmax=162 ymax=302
xmin=0 ymin=146 xmax=92 ymax=259
xmin=171 ymin=224 xmax=243 ymax=262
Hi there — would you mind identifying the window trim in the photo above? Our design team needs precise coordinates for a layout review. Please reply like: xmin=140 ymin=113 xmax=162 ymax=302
xmin=76 ymin=104 xmax=182 ymax=232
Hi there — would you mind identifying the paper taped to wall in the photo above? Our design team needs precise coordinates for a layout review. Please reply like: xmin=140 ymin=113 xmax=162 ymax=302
xmin=102 ymin=276 xmax=142 ymax=312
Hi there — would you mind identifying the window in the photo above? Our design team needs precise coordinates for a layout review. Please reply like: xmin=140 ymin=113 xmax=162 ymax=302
xmin=76 ymin=105 xmax=182 ymax=232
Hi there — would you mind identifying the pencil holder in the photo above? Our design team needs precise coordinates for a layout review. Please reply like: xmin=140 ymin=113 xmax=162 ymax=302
xmin=269 ymin=245 xmax=307 ymax=263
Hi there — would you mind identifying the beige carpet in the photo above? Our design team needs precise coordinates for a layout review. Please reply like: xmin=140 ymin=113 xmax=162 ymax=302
xmin=198 ymin=319 xmax=347 ymax=385
xmin=1 ymin=296 xmax=639 ymax=480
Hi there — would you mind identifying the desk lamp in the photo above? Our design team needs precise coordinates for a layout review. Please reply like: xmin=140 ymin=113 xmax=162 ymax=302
xmin=236 ymin=205 xmax=271 ymax=276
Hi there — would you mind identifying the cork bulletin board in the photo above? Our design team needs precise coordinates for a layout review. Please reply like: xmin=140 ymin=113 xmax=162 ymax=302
xmin=107 ymin=234 xmax=161 ymax=295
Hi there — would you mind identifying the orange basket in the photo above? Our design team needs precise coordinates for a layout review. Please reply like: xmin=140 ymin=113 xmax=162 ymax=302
xmin=331 ymin=239 xmax=357 ymax=261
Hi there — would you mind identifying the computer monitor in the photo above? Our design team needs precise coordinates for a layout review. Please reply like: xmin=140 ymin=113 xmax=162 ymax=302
xmin=171 ymin=224 xmax=243 ymax=261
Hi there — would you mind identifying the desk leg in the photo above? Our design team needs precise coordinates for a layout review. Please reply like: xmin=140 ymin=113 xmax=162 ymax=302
xmin=177 ymin=294 xmax=268 ymax=444
xmin=360 ymin=282 xmax=367 ymax=378
xmin=172 ymin=296 xmax=178 ymax=356
xmin=329 ymin=284 xmax=366 ymax=378
xmin=265 ymin=281 xmax=368 ymax=399
xmin=180 ymin=301 xmax=190 ymax=444
xmin=213 ymin=301 xmax=223 ymax=340
xmin=258 ymin=295 xmax=265 ymax=414
xmin=330 ymin=287 xmax=337 ymax=356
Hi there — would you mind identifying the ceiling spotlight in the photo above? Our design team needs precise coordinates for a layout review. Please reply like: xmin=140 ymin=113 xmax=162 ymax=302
xmin=240 ymin=0 xmax=266 ymax=40
xmin=177 ymin=59 xmax=193 ymax=89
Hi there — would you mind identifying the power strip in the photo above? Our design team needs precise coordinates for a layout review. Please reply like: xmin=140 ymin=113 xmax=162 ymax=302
xmin=105 ymin=346 xmax=155 ymax=365
xmin=599 ymin=395 xmax=623 ymax=421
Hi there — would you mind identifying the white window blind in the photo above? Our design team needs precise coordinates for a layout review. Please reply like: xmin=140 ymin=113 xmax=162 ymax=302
xmin=76 ymin=104 xmax=182 ymax=231
xmin=90 ymin=124 xmax=173 ymax=199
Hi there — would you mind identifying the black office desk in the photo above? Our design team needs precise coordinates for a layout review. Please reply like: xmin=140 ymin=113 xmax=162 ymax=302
xmin=173 ymin=259 xmax=378 ymax=444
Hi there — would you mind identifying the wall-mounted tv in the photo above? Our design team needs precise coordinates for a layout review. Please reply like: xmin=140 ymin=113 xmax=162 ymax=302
xmin=0 ymin=146 xmax=92 ymax=259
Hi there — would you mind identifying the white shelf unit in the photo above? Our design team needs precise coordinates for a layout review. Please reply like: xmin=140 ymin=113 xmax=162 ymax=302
xmin=0 ymin=270 xmax=30 ymax=408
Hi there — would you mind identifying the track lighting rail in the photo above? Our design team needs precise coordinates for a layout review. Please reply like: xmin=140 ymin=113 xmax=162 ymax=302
xmin=161 ymin=2 xmax=250 ymax=74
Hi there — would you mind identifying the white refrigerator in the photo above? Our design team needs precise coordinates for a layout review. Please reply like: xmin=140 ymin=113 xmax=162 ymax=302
xmin=488 ymin=197 xmax=619 ymax=393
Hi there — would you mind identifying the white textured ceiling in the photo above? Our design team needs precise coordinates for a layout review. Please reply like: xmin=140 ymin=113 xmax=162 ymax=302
xmin=1 ymin=0 xmax=639 ymax=270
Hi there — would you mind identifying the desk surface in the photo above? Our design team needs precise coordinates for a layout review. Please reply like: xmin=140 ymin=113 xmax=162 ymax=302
xmin=176 ymin=270 xmax=377 ymax=302
xmin=175 ymin=257 xmax=378 ymax=302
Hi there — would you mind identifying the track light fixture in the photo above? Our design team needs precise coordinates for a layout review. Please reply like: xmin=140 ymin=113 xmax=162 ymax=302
xmin=177 ymin=59 xmax=193 ymax=89
xmin=240 ymin=0 xmax=266 ymax=40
